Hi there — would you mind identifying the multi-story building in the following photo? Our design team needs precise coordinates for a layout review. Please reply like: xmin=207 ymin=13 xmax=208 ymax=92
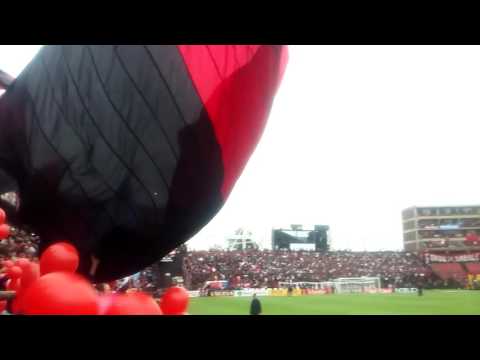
xmin=402 ymin=205 xmax=480 ymax=252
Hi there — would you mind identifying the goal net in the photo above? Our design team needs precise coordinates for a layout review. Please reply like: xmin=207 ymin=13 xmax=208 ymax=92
xmin=333 ymin=277 xmax=381 ymax=294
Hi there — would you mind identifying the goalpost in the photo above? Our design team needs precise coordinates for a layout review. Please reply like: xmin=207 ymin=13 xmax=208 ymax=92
xmin=333 ymin=277 xmax=381 ymax=294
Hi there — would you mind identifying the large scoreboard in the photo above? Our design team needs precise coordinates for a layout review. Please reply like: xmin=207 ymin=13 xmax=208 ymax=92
xmin=272 ymin=225 xmax=329 ymax=251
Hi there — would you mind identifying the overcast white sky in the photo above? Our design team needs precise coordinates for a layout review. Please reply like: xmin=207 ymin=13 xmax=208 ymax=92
xmin=2 ymin=45 xmax=480 ymax=251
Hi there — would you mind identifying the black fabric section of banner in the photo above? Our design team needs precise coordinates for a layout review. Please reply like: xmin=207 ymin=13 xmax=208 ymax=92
xmin=0 ymin=45 xmax=224 ymax=281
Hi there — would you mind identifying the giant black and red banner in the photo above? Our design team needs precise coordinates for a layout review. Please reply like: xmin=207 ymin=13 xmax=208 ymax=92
xmin=0 ymin=45 xmax=287 ymax=281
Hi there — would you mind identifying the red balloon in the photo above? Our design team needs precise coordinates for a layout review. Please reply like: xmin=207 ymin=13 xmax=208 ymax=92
xmin=0 ymin=208 xmax=5 ymax=225
xmin=7 ymin=266 xmax=23 ymax=280
xmin=2 ymin=260 xmax=14 ymax=269
xmin=97 ymin=295 xmax=114 ymax=315
xmin=0 ymin=300 xmax=6 ymax=313
xmin=160 ymin=286 xmax=189 ymax=315
xmin=101 ymin=292 xmax=163 ymax=315
xmin=21 ymin=272 xmax=98 ymax=315
xmin=15 ymin=258 xmax=30 ymax=269
xmin=20 ymin=262 xmax=40 ymax=290
xmin=40 ymin=242 xmax=79 ymax=275
xmin=11 ymin=297 xmax=22 ymax=314
xmin=0 ymin=224 xmax=10 ymax=239
xmin=13 ymin=262 xmax=41 ymax=314
xmin=6 ymin=278 xmax=21 ymax=291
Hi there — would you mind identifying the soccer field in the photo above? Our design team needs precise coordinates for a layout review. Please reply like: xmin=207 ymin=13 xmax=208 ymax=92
xmin=188 ymin=290 xmax=480 ymax=315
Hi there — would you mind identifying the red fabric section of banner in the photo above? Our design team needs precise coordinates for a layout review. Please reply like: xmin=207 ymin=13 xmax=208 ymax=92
xmin=178 ymin=45 xmax=287 ymax=198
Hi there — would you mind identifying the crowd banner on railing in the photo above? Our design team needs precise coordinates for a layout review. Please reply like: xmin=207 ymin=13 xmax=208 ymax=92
xmin=193 ymin=287 xmax=399 ymax=298
xmin=233 ymin=288 xmax=269 ymax=297
xmin=268 ymin=288 xmax=305 ymax=297
xmin=426 ymin=252 xmax=480 ymax=263
xmin=207 ymin=290 xmax=235 ymax=297
xmin=295 ymin=288 xmax=327 ymax=295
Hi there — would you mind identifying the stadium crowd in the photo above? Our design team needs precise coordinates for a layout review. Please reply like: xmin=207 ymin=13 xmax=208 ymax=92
xmin=0 ymin=206 xmax=468 ymax=294
xmin=0 ymin=193 xmax=39 ymax=262
xmin=184 ymin=249 xmax=447 ymax=290
xmin=0 ymin=227 xmax=39 ymax=262
xmin=0 ymin=233 xmax=464 ymax=293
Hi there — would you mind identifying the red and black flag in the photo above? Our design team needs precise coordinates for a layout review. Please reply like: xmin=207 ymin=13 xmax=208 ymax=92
xmin=0 ymin=45 xmax=287 ymax=282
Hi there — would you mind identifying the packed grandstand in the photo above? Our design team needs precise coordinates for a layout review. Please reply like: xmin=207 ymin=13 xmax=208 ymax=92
xmin=2 ymin=219 xmax=480 ymax=296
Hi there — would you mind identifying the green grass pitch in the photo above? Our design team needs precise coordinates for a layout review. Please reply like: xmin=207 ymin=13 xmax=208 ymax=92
xmin=188 ymin=290 xmax=480 ymax=315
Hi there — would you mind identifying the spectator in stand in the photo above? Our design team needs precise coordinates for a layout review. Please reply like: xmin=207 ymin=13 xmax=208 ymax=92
xmin=185 ymin=249 xmax=438 ymax=290
xmin=0 ymin=199 xmax=451 ymax=296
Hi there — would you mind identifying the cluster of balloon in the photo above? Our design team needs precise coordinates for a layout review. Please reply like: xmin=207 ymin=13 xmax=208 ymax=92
xmin=2 ymin=259 xmax=14 ymax=268
xmin=6 ymin=266 xmax=22 ymax=291
xmin=1 ymin=257 xmax=37 ymax=313
xmin=96 ymin=286 xmax=190 ymax=315
xmin=0 ymin=209 xmax=18 ymax=294
xmin=98 ymin=292 xmax=163 ymax=315
xmin=6 ymin=240 xmax=190 ymax=315
xmin=16 ymin=242 xmax=99 ymax=315
xmin=21 ymin=272 xmax=99 ymax=315
xmin=0 ymin=205 xmax=190 ymax=315
xmin=11 ymin=260 xmax=40 ymax=314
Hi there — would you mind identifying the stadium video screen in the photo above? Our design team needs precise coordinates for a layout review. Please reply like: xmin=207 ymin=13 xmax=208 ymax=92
xmin=272 ymin=228 xmax=329 ymax=251
xmin=290 ymin=243 xmax=316 ymax=251
xmin=281 ymin=230 xmax=311 ymax=242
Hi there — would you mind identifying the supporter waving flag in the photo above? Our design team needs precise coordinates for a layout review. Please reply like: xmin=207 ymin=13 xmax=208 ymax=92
xmin=0 ymin=45 xmax=288 ymax=282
